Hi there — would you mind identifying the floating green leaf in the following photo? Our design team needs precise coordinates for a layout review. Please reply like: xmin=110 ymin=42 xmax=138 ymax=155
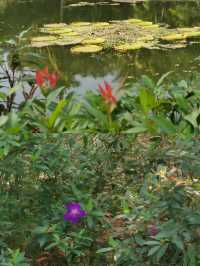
xmin=114 ymin=42 xmax=143 ymax=52
xmin=71 ymin=44 xmax=103 ymax=53
xmin=82 ymin=37 xmax=105 ymax=45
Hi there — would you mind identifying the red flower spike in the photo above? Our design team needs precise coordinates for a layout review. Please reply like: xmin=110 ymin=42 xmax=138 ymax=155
xmin=36 ymin=69 xmax=45 ymax=87
xmin=48 ymin=73 xmax=58 ymax=88
xmin=43 ymin=66 xmax=49 ymax=76
xmin=35 ymin=67 xmax=58 ymax=88
xmin=98 ymin=84 xmax=107 ymax=99
xmin=98 ymin=81 xmax=117 ymax=105
xmin=104 ymin=81 xmax=112 ymax=97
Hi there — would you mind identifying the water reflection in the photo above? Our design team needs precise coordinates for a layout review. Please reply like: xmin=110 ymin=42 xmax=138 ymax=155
xmin=42 ymin=44 xmax=200 ymax=93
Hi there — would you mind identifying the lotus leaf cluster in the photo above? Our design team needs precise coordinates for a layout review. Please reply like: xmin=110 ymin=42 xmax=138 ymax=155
xmin=30 ymin=19 xmax=200 ymax=53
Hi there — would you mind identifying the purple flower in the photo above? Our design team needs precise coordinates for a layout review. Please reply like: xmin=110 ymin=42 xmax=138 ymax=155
xmin=64 ymin=202 xmax=87 ymax=224
xmin=149 ymin=224 xmax=158 ymax=236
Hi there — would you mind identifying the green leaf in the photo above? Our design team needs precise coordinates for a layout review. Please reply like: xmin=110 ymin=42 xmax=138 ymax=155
xmin=38 ymin=236 xmax=48 ymax=248
xmin=147 ymin=245 xmax=160 ymax=256
xmin=184 ymin=245 xmax=197 ymax=266
xmin=0 ymin=115 xmax=8 ymax=127
xmin=135 ymin=235 xmax=146 ymax=245
xmin=85 ymin=199 xmax=93 ymax=212
xmin=108 ymin=237 xmax=119 ymax=248
xmin=96 ymin=247 xmax=113 ymax=253
xmin=153 ymin=115 xmax=176 ymax=134
xmin=177 ymin=79 xmax=188 ymax=89
xmin=174 ymin=95 xmax=189 ymax=112
xmin=144 ymin=240 xmax=160 ymax=246
xmin=45 ymin=242 xmax=58 ymax=250
xmin=156 ymin=71 xmax=173 ymax=87
xmin=156 ymin=244 xmax=168 ymax=261
xmin=84 ymin=103 xmax=108 ymax=129
xmin=0 ymin=92 xmax=7 ymax=100
xmin=47 ymin=99 xmax=67 ymax=129
xmin=184 ymin=109 xmax=200 ymax=128
xmin=124 ymin=126 xmax=147 ymax=134
xmin=18 ymin=26 xmax=32 ymax=38
xmin=141 ymin=75 xmax=155 ymax=89
xmin=46 ymin=87 xmax=64 ymax=108
xmin=139 ymin=88 xmax=157 ymax=114
xmin=8 ymin=87 xmax=18 ymax=96
xmin=172 ymin=237 xmax=184 ymax=250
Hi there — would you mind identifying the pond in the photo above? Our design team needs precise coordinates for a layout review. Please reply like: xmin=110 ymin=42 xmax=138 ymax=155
xmin=1 ymin=0 xmax=200 ymax=94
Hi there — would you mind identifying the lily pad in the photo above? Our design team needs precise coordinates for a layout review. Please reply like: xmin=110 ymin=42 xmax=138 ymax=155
xmin=178 ymin=27 xmax=200 ymax=32
xmin=125 ymin=18 xmax=143 ymax=23
xmin=143 ymin=24 xmax=160 ymax=29
xmin=55 ymin=37 xmax=83 ymax=46
xmin=138 ymin=35 xmax=154 ymax=42
xmin=161 ymin=33 xmax=186 ymax=41
xmin=31 ymin=41 xmax=56 ymax=48
xmin=82 ymin=37 xmax=105 ymax=45
xmin=71 ymin=44 xmax=103 ymax=53
xmin=40 ymin=27 xmax=73 ymax=34
xmin=70 ymin=22 xmax=91 ymax=27
xmin=40 ymin=28 xmax=73 ymax=35
xmin=135 ymin=21 xmax=153 ymax=26
xmin=60 ymin=31 xmax=80 ymax=37
xmin=159 ymin=43 xmax=187 ymax=49
xmin=114 ymin=42 xmax=143 ymax=52
xmin=30 ymin=35 xmax=58 ymax=48
xmin=185 ymin=31 xmax=200 ymax=38
xmin=43 ymin=23 xmax=67 ymax=28
xmin=126 ymin=19 xmax=153 ymax=27
xmin=31 ymin=36 xmax=57 ymax=42
xmin=109 ymin=20 xmax=125 ymax=24
xmin=67 ymin=2 xmax=95 ymax=7
xmin=92 ymin=22 xmax=110 ymax=28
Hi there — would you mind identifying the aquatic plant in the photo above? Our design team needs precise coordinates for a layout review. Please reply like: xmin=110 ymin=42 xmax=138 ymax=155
xmin=30 ymin=19 xmax=200 ymax=53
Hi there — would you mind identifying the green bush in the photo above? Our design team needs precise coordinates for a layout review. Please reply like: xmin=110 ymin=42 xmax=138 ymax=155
xmin=0 ymin=132 xmax=200 ymax=265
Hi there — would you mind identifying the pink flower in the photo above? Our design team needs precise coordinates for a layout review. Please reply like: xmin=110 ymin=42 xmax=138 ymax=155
xmin=149 ymin=224 xmax=158 ymax=236
xmin=64 ymin=202 xmax=87 ymax=224
xmin=35 ymin=67 xmax=58 ymax=88
xmin=98 ymin=81 xmax=117 ymax=105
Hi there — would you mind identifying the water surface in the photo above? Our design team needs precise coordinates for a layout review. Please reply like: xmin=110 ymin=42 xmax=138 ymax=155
xmin=1 ymin=0 xmax=200 ymax=93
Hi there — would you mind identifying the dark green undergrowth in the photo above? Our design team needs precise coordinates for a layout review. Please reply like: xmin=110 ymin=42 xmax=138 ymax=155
xmin=1 ymin=133 xmax=200 ymax=265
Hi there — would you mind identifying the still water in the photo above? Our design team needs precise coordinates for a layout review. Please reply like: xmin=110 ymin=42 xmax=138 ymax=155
xmin=1 ymin=0 xmax=200 ymax=93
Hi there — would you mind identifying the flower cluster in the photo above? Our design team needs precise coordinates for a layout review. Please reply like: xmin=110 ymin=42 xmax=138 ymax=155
xmin=64 ymin=202 xmax=87 ymax=224
xmin=36 ymin=67 xmax=58 ymax=88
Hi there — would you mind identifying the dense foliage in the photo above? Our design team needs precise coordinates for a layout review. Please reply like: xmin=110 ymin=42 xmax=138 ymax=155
xmin=1 ymin=35 xmax=200 ymax=266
